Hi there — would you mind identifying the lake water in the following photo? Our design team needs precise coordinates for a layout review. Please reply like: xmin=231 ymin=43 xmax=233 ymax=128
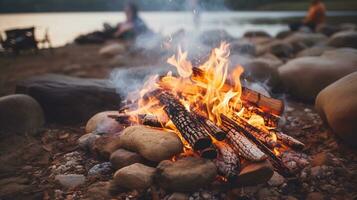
xmin=1 ymin=11 xmax=356 ymax=47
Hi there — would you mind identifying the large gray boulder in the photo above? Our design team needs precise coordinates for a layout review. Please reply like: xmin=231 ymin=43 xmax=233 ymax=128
xmin=278 ymin=48 xmax=357 ymax=101
xmin=0 ymin=94 xmax=44 ymax=135
xmin=315 ymin=72 xmax=357 ymax=147
xmin=16 ymin=74 xmax=121 ymax=124
xmin=327 ymin=31 xmax=357 ymax=49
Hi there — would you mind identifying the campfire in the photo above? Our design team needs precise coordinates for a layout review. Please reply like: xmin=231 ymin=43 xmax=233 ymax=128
xmin=110 ymin=42 xmax=304 ymax=182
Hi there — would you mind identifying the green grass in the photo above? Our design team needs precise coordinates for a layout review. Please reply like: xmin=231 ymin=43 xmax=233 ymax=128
xmin=257 ymin=0 xmax=357 ymax=11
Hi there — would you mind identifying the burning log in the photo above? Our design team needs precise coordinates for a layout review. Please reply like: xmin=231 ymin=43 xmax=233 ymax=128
xmin=221 ymin=114 xmax=293 ymax=177
xmin=108 ymin=114 xmax=131 ymax=125
xmin=154 ymin=90 xmax=213 ymax=151
xmin=108 ymin=114 xmax=163 ymax=128
xmin=220 ymin=124 xmax=267 ymax=162
xmin=139 ymin=114 xmax=163 ymax=127
xmin=231 ymin=114 xmax=304 ymax=150
xmin=214 ymin=142 xmax=241 ymax=181
xmin=193 ymin=110 xmax=226 ymax=141
xmin=198 ymin=145 xmax=218 ymax=159
xmin=191 ymin=67 xmax=284 ymax=116
xmin=231 ymin=114 xmax=277 ymax=148
xmin=243 ymin=105 xmax=280 ymax=127
xmin=273 ymin=130 xmax=305 ymax=150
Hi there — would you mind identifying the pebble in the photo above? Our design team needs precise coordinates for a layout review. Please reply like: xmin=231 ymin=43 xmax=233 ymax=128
xmin=268 ymin=172 xmax=285 ymax=187
xmin=55 ymin=174 xmax=85 ymax=188
xmin=168 ymin=192 xmax=189 ymax=200
xmin=88 ymin=162 xmax=112 ymax=177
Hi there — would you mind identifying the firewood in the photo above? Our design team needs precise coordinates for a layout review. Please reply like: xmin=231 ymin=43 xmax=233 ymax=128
xmin=109 ymin=114 xmax=163 ymax=128
xmin=231 ymin=114 xmax=277 ymax=148
xmin=191 ymin=67 xmax=284 ymax=116
xmin=221 ymin=114 xmax=294 ymax=177
xmin=220 ymin=124 xmax=267 ymax=162
xmin=108 ymin=114 xmax=131 ymax=125
xmin=198 ymin=145 xmax=218 ymax=159
xmin=138 ymin=114 xmax=163 ymax=128
xmin=154 ymin=90 xmax=212 ymax=151
xmin=273 ymin=130 xmax=305 ymax=150
xmin=243 ymin=105 xmax=280 ymax=127
xmin=193 ymin=110 xmax=226 ymax=141
xmin=214 ymin=142 xmax=241 ymax=181
xmin=232 ymin=114 xmax=304 ymax=150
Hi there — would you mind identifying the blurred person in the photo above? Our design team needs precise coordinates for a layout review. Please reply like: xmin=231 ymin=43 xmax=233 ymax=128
xmin=114 ymin=2 xmax=149 ymax=39
xmin=289 ymin=0 xmax=326 ymax=31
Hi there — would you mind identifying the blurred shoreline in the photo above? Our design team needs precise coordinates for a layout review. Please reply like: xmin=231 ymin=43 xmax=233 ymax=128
xmin=1 ymin=11 xmax=357 ymax=47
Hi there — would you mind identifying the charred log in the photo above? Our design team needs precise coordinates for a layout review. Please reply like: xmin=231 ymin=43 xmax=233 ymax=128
xmin=273 ymin=130 xmax=305 ymax=150
xmin=243 ymin=105 xmax=280 ymax=127
xmin=154 ymin=90 xmax=213 ymax=151
xmin=198 ymin=145 xmax=218 ymax=159
xmin=108 ymin=114 xmax=163 ymax=128
xmin=221 ymin=114 xmax=294 ymax=177
xmin=108 ymin=114 xmax=131 ymax=125
xmin=214 ymin=142 xmax=241 ymax=181
xmin=220 ymin=124 xmax=267 ymax=162
xmin=231 ymin=114 xmax=277 ymax=148
xmin=138 ymin=114 xmax=163 ymax=128
xmin=193 ymin=111 xmax=226 ymax=141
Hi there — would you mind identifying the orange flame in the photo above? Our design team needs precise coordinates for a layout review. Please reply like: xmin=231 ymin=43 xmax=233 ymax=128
xmin=124 ymin=42 xmax=283 ymax=156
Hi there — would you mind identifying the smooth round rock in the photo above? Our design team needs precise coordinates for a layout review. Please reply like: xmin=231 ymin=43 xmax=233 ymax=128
xmin=113 ymin=163 xmax=155 ymax=190
xmin=315 ymin=72 xmax=357 ymax=147
xmin=78 ymin=133 xmax=100 ymax=151
xmin=235 ymin=160 xmax=274 ymax=186
xmin=119 ymin=126 xmax=183 ymax=162
xmin=296 ymin=46 xmax=334 ymax=58
xmin=0 ymin=94 xmax=44 ymax=135
xmin=85 ymin=111 xmax=123 ymax=134
xmin=279 ymin=48 xmax=357 ymax=101
xmin=244 ymin=30 xmax=271 ymax=38
xmin=86 ymin=181 xmax=111 ymax=200
xmin=242 ymin=59 xmax=280 ymax=88
xmin=155 ymin=157 xmax=217 ymax=192
xmin=316 ymin=24 xmax=341 ymax=37
xmin=110 ymin=148 xmax=144 ymax=170
xmin=327 ymin=31 xmax=357 ymax=49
